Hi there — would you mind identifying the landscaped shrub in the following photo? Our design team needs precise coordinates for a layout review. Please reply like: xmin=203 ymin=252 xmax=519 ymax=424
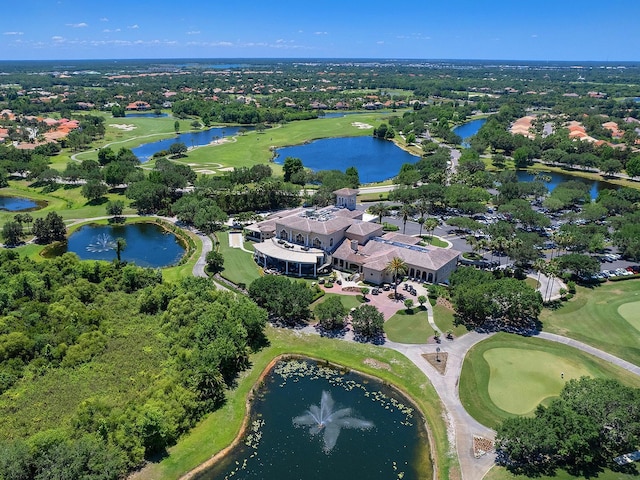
xmin=608 ymin=273 xmax=640 ymax=282
xmin=382 ymin=222 xmax=399 ymax=232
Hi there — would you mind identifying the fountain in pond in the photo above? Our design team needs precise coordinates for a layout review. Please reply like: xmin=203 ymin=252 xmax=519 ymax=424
xmin=86 ymin=233 xmax=116 ymax=253
xmin=293 ymin=390 xmax=373 ymax=452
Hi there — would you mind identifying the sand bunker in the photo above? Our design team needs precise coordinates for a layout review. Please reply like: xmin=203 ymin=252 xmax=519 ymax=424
xmin=109 ymin=124 xmax=137 ymax=131
xmin=352 ymin=122 xmax=373 ymax=129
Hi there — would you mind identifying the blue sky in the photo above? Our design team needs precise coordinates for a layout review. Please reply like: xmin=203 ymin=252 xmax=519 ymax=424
xmin=2 ymin=0 xmax=639 ymax=61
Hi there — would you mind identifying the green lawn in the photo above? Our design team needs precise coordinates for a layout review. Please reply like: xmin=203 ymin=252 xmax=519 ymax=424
xmin=459 ymin=333 xmax=640 ymax=429
xmin=134 ymin=325 xmax=453 ymax=480
xmin=385 ymin=306 xmax=432 ymax=343
xmin=432 ymin=304 xmax=469 ymax=338
xmin=312 ymin=293 xmax=363 ymax=316
xmin=216 ymin=231 xmax=261 ymax=287
xmin=419 ymin=235 xmax=449 ymax=248
xmin=541 ymin=281 xmax=640 ymax=367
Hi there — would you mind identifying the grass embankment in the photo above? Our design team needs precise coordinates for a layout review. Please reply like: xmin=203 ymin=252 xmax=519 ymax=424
xmin=459 ymin=333 xmax=640 ymax=429
xmin=541 ymin=281 xmax=640 ymax=367
xmin=135 ymin=325 xmax=452 ymax=480
xmin=385 ymin=306 xmax=432 ymax=343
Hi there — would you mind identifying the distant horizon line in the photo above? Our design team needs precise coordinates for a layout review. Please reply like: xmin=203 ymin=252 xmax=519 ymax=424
xmin=0 ymin=56 xmax=639 ymax=65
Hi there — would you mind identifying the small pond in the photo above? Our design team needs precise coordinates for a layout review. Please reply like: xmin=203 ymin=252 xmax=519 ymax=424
xmin=132 ymin=125 xmax=252 ymax=162
xmin=195 ymin=359 xmax=430 ymax=480
xmin=515 ymin=170 xmax=618 ymax=200
xmin=65 ymin=223 xmax=185 ymax=268
xmin=0 ymin=196 xmax=39 ymax=212
xmin=125 ymin=112 xmax=169 ymax=118
xmin=453 ymin=118 xmax=487 ymax=147
xmin=275 ymin=136 xmax=419 ymax=183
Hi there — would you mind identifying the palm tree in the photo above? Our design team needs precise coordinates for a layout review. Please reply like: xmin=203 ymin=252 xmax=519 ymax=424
xmin=368 ymin=202 xmax=389 ymax=224
xmin=384 ymin=256 xmax=408 ymax=300
xmin=417 ymin=217 xmax=426 ymax=238
xmin=115 ymin=237 xmax=127 ymax=264
xmin=399 ymin=204 xmax=415 ymax=235
xmin=533 ymin=258 xmax=546 ymax=291
xmin=424 ymin=218 xmax=439 ymax=244
xmin=492 ymin=236 xmax=508 ymax=265
xmin=544 ymin=259 xmax=560 ymax=303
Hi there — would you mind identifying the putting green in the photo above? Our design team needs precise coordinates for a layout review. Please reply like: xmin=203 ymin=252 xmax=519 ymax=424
xmin=618 ymin=301 xmax=640 ymax=332
xmin=483 ymin=348 xmax=593 ymax=415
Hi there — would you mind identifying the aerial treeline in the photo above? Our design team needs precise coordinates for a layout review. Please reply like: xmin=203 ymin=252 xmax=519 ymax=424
xmin=171 ymin=98 xmax=319 ymax=124
xmin=496 ymin=377 xmax=640 ymax=477
xmin=0 ymin=251 xmax=267 ymax=478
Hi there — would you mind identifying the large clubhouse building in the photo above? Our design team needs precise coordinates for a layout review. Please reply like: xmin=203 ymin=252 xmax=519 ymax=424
xmin=245 ymin=189 xmax=461 ymax=285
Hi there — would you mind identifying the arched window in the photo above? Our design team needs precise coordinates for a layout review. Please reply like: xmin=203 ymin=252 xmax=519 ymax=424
xmin=312 ymin=237 xmax=321 ymax=248
xmin=296 ymin=233 xmax=304 ymax=244
xmin=279 ymin=230 xmax=288 ymax=240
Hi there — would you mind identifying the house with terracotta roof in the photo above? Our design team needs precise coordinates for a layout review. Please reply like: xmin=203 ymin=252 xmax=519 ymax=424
xmin=246 ymin=189 xmax=460 ymax=283
xmin=126 ymin=101 xmax=151 ymax=111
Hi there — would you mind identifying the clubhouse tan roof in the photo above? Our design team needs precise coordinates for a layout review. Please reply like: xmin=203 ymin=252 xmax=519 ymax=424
xmin=333 ymin=188 xmax=359 ymax=196
xmin=277 ymin=214 xmax=354 ymax=235
xmin=333 ymin=234 xmax=460 ymax=272
xmin=346 ymin=222 xmax=383 ymax=237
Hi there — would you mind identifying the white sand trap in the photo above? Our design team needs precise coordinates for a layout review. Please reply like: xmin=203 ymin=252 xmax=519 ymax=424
xmin=109 ymin=124 xmax=137 ymax=131
xmin=228 ymin=232 xmax=243 ymax=248
xmin=352 ymin=122 xmax=373 ymax=129
xmin=195 ymin=169 xmax=217 ymax=174
xmin=218 ymin=167 xmax=235 ymax=172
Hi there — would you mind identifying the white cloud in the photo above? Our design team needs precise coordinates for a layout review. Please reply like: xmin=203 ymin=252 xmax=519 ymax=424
xmin=51 ymin=36 xmax=65 ymax=42
xmin=103 ymin=28 xmax=121 ymax=33
xmin=3 ymin=31 xmax=23 ymax=35
xmin=66 ymin=22 xmax=88 ymax=28
xmin=531 ymin=34 xmax=538 ymax=38
xmin=314 ymin=31 xmax=328 ymax=35
xmin=377 ymin=41 xmax=385 ymax=45
xmin=100 ymin=17 xmax=109 ymax=22
xmin=186 ymin=30 xmax=200 ymax=35
xmin=128 ymin=24 xmax=139 ymax=29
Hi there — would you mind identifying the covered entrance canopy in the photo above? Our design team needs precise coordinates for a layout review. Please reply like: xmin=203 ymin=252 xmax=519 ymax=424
xmin=253 ymin=238 xmax=325 ymax=277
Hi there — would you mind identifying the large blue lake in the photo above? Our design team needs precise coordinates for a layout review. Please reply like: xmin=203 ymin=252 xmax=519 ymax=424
xmin=453 ymin=118 xmax=487 ymax=147
xmin=66 ymin=223 xmax=185 ymax=268
xmin=275 ymin=136 xmax=419 ymax=183
xmin=132 ymin=126 xmax=250 ymax=162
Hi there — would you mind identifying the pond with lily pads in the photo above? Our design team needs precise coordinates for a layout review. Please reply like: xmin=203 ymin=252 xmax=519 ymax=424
xmin=194 ymin=359 xmax=431 ymax=480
